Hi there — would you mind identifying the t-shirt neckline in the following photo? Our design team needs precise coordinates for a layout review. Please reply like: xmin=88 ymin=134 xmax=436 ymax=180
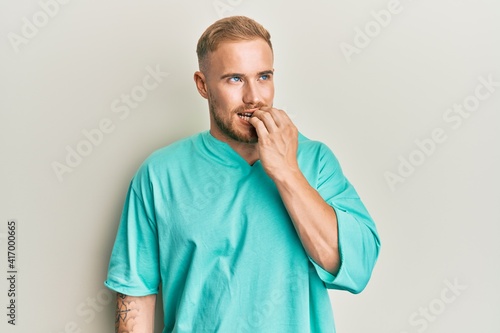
xmin=201 ymin=130 xmax=260 ymax=169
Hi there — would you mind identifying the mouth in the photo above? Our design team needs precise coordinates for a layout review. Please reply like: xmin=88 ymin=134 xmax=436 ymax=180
xmin=236 ymin=109 xmax=257 ymax=122
xmin=237 ymin=112 xmax=253 ymax=122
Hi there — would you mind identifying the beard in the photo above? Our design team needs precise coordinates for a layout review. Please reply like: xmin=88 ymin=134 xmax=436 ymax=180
xmin=208 ymin=90 xmax=266 ymax=144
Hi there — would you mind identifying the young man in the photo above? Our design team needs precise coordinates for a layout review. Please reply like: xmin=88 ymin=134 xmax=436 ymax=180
xmin=106 ymin=16 xmax=380 ymax=333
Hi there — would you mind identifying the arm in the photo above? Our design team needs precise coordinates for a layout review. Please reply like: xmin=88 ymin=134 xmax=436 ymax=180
xmin=105 ymin=183 xmax=161 ymax=331
xmin=115 ymin=293 xmax=156 ymax=333
xmin=249 ymin=108 xmax=340 ymax=274
xmin=272 ymin=168 xmax=340 ymax=274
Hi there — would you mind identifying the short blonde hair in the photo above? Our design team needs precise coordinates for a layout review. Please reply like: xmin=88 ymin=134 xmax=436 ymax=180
xmin=196 ymin=16 xmax=273 ymax=71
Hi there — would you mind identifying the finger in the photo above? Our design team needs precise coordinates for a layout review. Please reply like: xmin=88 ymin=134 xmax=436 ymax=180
xmin=267 ymin=108 xmax=293 ymax=128
xmin=258 ymin=106 xmax=273 ymax=113
xmin=248 ymin=115 xmax=269 ymax=137
xmin=252 ymin=109 xmax=279 ymax=132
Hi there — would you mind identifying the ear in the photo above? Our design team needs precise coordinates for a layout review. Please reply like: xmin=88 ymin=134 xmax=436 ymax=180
xmin=194 ymin=71 xmax=208 ymax=99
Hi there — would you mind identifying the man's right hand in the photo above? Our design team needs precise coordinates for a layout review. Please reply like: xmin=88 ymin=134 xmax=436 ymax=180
xmin=115 ymin=292 xmax=156 ymax=333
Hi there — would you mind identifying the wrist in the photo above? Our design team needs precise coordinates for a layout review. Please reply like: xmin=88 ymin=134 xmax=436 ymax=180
xmin=271 ymin=165 xmax=304 ymax=187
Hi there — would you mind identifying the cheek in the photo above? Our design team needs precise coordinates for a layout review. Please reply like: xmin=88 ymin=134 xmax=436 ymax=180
xmin=213 ymin=85 xmax=241 ymax=107
xmin=223 ymin=90 xmax=245 ymax=109
xmin=263 ymin=85 xmax=275 ymax=103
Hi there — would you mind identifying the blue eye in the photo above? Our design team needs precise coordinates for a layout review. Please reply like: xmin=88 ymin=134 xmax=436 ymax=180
xmin=229 ymin=76 xmax=242 ymax=82
xmin=260 ymin=74 xmax=271 ymax=81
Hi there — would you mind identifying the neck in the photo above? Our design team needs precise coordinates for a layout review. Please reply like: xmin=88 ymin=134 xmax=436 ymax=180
xmin=231 ymin=141 xmax=260 ymax=165
xmin=210 ymin=130 xmax=260 ymax=165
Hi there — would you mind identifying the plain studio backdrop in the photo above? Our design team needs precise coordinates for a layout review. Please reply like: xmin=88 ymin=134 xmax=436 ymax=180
xmin=1 ymin=0 xmax=499 ymax=332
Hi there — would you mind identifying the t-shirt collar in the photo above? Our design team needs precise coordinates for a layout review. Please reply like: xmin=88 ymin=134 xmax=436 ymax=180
xmin=201 ymin=130 xmax=256 ymax=169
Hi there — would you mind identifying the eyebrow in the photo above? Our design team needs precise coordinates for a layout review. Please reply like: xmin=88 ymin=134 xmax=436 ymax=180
xmin=220 ymin=69 xmax=274 ymax=80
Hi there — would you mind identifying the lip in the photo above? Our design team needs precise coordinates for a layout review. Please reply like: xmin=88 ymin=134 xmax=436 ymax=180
xmin=237 ymin=115 xmax=252 ymax=125
xmin=236 ymin=109 xmax=256 ymax=125
xmin=237 ymin=108 xmax=258 ymax=116
xmin=236 ymin=108 xmax=259 ymax=115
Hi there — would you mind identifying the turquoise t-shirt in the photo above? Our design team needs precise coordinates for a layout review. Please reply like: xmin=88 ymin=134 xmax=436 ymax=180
xmin=105 ymin=131 xmax=380 ymax=333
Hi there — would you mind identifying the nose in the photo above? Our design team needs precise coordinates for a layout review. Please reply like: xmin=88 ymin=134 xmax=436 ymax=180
xmin=242 ymin=81 xmax=261 ymax=106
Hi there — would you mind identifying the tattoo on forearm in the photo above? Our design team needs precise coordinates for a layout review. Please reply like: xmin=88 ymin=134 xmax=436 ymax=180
xmin=115 ymin=293 xmax=133 ymax=333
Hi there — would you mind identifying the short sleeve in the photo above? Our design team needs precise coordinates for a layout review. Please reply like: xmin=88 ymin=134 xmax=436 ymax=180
xmin=104 ymin=177 xmax=160 ymax=296
xmin=311 ymin=143 xmax=380 ymax=294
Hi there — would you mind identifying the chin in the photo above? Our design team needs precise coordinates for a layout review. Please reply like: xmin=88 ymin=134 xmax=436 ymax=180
xmin=244 ymin=137 xmax=258 ymax=144
xmin=232 ymin=134 xmax=257 ymax=144
xmin=238 ymin=130 xmax=258 ymax=144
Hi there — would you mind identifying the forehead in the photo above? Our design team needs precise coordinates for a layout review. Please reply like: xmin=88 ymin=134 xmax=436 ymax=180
xmin=206 ymin=39 xmax=274 ymax=74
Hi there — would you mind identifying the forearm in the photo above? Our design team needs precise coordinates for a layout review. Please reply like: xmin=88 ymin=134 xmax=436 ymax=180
xmin=115 ymin=293 xmax=156 ymax=333
xmin=248 ymin=107 xmax=340 ymax=274
xmin=273 ymin=168 xmax=340 ymax=275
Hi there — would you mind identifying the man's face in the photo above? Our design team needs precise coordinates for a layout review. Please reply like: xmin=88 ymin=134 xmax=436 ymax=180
xmin=201 ymin=39 xmax=275 ymax=144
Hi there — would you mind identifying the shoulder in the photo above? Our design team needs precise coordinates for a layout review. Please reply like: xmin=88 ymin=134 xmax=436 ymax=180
xmin=132 ymin=132 xmax=203 ymax=186
xmin=145 ymin=132 xmax=200 ymax=166
xmin=297 ymin=133 xmax=351 ymax=194
xmin=297 ymin=132 xmax=340 ymax=167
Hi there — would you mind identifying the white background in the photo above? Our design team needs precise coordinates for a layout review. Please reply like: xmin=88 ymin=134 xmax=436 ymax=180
xmin=1 ymin=0 xmax=499 ymax=332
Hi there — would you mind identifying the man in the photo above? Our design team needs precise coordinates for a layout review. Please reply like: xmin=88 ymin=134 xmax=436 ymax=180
xmin=106 ymin=16 xmax=380 ymax=333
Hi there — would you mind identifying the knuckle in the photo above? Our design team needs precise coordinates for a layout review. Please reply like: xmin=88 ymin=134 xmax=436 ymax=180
xmin=262 ymin=113 xmax=273 ymax=122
